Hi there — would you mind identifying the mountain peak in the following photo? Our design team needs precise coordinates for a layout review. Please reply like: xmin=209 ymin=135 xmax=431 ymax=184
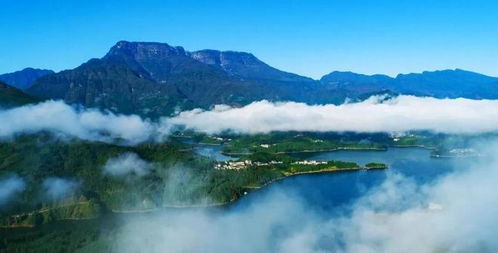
xmin=106 ymin=41 xmax=187 ymax=59
xmin=104 ymin=40 xmax=313 ymax=83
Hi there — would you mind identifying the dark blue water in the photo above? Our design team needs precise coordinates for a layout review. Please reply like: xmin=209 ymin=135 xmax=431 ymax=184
xmin=194 ymin=145 xmax=474 ymax=217
xmin=226 ymin=148 xmax=466 ymax=215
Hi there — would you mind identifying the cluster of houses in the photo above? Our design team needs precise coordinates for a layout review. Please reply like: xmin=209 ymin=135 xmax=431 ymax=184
xmin=214 ymin=160 xmax=285 ymax=170
xmin=293 ymin=160 xmax=327 ymax=165
xmin=214 ymin=160 xmax=252 ymax=170
xmin=390 ymin=132 xmax=415 ymax=142
xmin=214 ymin=159 xmax=327 ymax=170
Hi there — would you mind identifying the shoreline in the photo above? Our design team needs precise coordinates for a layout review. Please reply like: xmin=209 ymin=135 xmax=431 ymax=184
xmin=111 ymin=168 xmax=369 ymax=212
xmin=246 ymin=165 xmax=387 ymax=191
xmin=391 ymin=144 xmax=436 ymax=150
xmin=222 ymin=147 xmax=387 ymax=156
xmin=1 ymin=165 xmax=387 ymax=228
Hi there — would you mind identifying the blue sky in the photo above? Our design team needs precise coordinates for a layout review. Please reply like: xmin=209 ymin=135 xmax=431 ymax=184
xmin=1 ymin=0 xmax=497 ymax=79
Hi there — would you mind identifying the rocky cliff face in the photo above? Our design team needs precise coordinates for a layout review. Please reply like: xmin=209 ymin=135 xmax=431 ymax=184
xmin=103 ymin=41 xmax=197 ymax=82
xmin=191 ymin=49 xmax=313 ymax=82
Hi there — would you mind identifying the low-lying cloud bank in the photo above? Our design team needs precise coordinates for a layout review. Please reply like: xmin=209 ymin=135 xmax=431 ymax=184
xmin=166 ymin=95 xmax=498 ymax=134
xmin=3 ymin=96 xmax=498 ymax=144
xmin=112 ymin=140 xmax=498 ymax=253
xmin=0 ymin=100 xmax=154 ymax=144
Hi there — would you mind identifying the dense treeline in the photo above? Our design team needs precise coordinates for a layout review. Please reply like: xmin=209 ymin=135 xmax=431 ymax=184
xmin=0 ymin=133 xmax=319 ymax=227
xmin=0 ymin=134 xmax=215 ymax=224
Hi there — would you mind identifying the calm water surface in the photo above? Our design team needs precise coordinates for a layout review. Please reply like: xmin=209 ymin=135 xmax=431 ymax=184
xmin=203 ymin=147 xmax=469 ymax=215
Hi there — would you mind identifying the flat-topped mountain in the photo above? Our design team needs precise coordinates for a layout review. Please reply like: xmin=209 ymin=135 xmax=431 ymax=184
xmin=27 ymin=41 xmax=321 ymax=117
xmin=103 ymin=41 xmax=201 ymax=82
xmin=0 ymin=68 xmax=54 ymax=90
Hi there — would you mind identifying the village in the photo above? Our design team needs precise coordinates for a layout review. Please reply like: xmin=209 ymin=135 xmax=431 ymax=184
xmin=214 ymin=159 xmax=327 ymax=170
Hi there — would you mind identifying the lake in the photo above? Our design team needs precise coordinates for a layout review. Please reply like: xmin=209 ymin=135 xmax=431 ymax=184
xmin=193 ymin=145 xmax=236 ymax=161
xmin=196 ymin=146 xmax=466 ymax=215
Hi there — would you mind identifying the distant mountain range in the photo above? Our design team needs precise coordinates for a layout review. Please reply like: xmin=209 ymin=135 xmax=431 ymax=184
xmin=320 ymin=69 xmax=498 ymax=98
xmin=1 ymin=41 xmax=498 ymax=116
xmin=0 ymin=68 xmax=54 ymax=90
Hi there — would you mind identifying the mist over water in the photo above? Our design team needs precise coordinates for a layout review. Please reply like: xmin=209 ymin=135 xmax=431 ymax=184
xmin=111 ymin=143 xmax=498 ymax=253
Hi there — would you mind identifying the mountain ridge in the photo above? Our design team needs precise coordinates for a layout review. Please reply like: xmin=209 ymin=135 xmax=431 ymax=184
xmin=320 ymin=68 xmax=498 ymax=98
xmin=27 ymin=41 xmax=324 ymax=117
xmin=22 ymin=40 xmax=498 ymax=117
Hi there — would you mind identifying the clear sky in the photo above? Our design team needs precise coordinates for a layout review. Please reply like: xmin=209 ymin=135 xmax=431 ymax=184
xmin=1 ymin=0 xmax=497 ymax=79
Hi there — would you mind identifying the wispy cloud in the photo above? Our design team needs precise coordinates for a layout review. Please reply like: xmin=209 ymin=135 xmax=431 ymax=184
xmin=0 ymin=175 xmax=25 ymax=206
xmin=42 ymin=177 xmax=80 ymax=200
xmin=103 ymin=152 xmax=151 ymax=177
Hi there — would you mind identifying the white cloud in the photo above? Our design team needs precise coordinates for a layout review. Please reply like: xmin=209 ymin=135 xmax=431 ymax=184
xmin=0 ymin=175 xmax=25 ymax=206
xmin=103 ymin=152 xmax=151 ymax=177
xmin=0 ymin=100 xmax=154 ymax=144
xmin=164 ymin=95 xmax=498 ymax=134
xmin=2 ymin=96 xmax=498 ymax=145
